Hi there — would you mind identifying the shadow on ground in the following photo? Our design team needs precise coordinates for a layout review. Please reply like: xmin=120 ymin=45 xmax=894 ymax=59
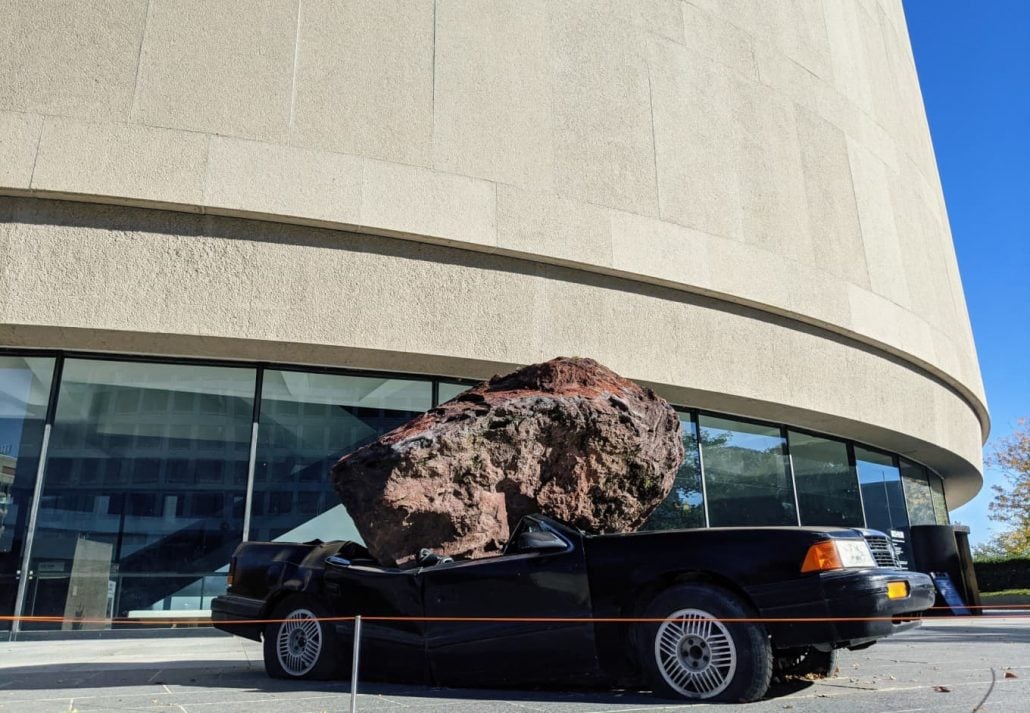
xmin=898 ymin=622 xmax=1030 ymax=644
xmin=0 ymin=660 xmax=814 ymax=703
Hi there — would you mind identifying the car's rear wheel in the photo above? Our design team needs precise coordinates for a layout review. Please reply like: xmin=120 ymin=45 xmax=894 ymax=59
xmin=635 ymin=583 xmax=772 ymax=702
xmin=263 ymin=595 xmax=338 ymax=680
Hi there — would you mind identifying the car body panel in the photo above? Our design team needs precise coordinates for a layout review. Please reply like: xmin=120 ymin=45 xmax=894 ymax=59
xmin=212 ymin=515 xmax=935 ymax=688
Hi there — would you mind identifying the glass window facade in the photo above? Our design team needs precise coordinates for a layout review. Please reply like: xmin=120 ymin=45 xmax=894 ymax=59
xmin=855 ymin=447 xmax=909 ymax=534
xmin=929 ymin=474 xmax=950 ymax=525
xmin=0 ymin=350 xmax=957 ymax=632
xmin=23 ymin=360 xmax=255 ymax=629
xmin=789 ymin=431 xmax=863 ymax=527
xmin=900 ymin=459 xmax=936 ymax=526
xmin=642 ymin=413 xmax=705 ymax=530
xmin=699 ymin=415 xmax=796 ymax=526
xmin=437 ymin=381 xmax=474 ymax=404
xmin=0 ymin=356 xmax=56 ymax=632
xmin=252 ymin=370 xmax=432 ymax=544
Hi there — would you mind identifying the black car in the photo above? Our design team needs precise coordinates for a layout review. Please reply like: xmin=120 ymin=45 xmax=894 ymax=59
xmin=212 ymin=515 xmax=934 ymax=703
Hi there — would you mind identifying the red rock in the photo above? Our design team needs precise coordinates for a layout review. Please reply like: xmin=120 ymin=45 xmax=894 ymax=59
xmin=330 ymin=357 xmax=684 ymax=566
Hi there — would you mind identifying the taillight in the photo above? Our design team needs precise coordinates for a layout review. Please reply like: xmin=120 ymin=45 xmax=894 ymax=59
xmin=227 ymin=557 xmax=236 ymax=587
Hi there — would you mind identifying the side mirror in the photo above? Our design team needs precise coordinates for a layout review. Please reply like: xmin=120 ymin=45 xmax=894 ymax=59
xmin=516 ymin=531 xmax=568 ymax=553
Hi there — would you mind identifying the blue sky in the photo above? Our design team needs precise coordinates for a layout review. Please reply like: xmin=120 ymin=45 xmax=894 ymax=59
xmin=903 ymin=0 xmax=1030 ymax=545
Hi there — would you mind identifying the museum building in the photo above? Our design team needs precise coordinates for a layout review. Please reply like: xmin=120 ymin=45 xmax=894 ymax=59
xmin=0 ymin=1 xmax=986 ymax=634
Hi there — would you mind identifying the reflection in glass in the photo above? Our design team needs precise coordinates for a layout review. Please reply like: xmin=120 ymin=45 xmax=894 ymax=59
xmin=929 ymin=474 xmax=950 ymax=524
xmin=0 ymin=356 xmax=55 ymax=631
xmin=790 ymin=431 xmax=863 ymax=527
xmin=642 ymin=414 xmax=705 ymax=530
xmin=900 ymin=460 xmax=936 ymax=526
xmin=252 ymin=371 xmax=432 ymax=544
xmin=437 ymin=381 xmax=474 ymax=404
xmin=855 ymin=447 xmax=909 ymax=533
xmin=700 ymin=416 xmax=796 ymax=526
xmin=25 ymin=360 xmax=255 ymax=629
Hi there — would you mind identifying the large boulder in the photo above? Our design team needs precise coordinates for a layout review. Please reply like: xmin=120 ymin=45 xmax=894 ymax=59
xmin=330 ymin=357 xmax=684 ymax=566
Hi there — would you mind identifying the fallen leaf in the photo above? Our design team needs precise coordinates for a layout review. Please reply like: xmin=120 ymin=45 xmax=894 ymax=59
xmin=934 ymin=685 xmax=951 ymax=693
xmin=1005 ymin=671 xmax=1018 ymax=679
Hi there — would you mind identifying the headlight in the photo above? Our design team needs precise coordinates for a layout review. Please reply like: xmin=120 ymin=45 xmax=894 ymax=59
xmin=801 ymin=539 xmax=876 ymax=573
xmin=835 ymin=539 xmax=876 ymax=568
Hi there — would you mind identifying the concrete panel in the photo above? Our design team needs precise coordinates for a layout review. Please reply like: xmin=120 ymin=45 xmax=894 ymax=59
xmin=681 ymin=1 xmax=758 ymax=79
xmin=205 ymin=137 xmax=362 ymax=225
xmin=615 ymin=0 xmax=686 ymax=44
xmin=31 ymin=117 xmax=207 ymax=206
xmin=433 ymin=0 xmax=554 ymax=189
xmin=290 ymin=0 xmax=434 ymax=167
xmin=496 ymin=185 xmax=611 ymax=266
xmin=648 ymin=38 xmax=744 ymax=238
xmin=361 ymin=160 xmax=496 ymax=247
xmin=0 ymin=0 xmax=145 ymax=120
xmin=549 ymin=1 xmax=658 ymax=215
xmin=0 ymin=111 xmax=43 ymax=189
xmin=735 ymin=82 xmax=814 ymax=264
xmin=795 ymin=104 xmax=869 ymax=288
xmin=610 ymin=211 xmax=709 ymax=288
xmin=699 ymin=0 xmax=833 ymax=80
xmin=131 ymin=0 xmax=297 ymax=142
xmin=847 ymin=138 xmax=911 ymax=307
xmin=847 ymin=284 xmax=935 ymax=367
xmin=888 ymin=165 xmax=954 ymax=330
xmin=652 ymin=37 xmax=811 ymax=264
xmin=824 ymin=0 xmax=875 ymax=116
xmin=702 ymin=234 xmax=851 ymax=330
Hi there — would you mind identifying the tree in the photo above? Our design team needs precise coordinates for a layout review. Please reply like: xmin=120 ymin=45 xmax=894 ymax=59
xmin=979 ymin=418 xmax=1030 ymax=558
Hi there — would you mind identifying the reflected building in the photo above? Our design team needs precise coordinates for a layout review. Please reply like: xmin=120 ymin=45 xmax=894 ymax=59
xmin=0 ymin=0 xmax=985 ymax=635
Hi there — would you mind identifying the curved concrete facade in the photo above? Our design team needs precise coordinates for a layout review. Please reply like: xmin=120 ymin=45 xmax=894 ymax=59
xmin=0 ymin=1 xmax=986 ymax=505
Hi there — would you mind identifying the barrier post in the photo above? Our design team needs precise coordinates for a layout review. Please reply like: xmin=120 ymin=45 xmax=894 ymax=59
xmin=350 ymin=615 xmax=362 ymax=713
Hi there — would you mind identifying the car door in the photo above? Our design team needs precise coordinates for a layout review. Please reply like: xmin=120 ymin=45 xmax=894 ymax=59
xmin=321 ymin=558 xmax=428 ymax=683
xmin=421 ymin=519 xmax=599 ymax=687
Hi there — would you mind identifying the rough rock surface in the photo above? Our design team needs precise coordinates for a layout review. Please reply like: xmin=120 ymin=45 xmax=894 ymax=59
xmin=330 ymin=357 xmax=684 ymax=566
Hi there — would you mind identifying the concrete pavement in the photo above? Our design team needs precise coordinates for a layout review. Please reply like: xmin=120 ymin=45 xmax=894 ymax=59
xmin=0 ymin=617 xmax=1027 ymax=712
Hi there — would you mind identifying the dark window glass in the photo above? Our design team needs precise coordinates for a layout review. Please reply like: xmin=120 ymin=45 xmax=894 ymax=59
xmin=0 ymin=356 xmax=56 ymax=631
xmin=790 ymin=431 xmax=863 ymax=527
xmin=642 ymin=413 xmax=705 ymax=530
xmin=24 ymin=359 xmax=254 ymax=630
xmin=855 ymin=447 xmax=909 ymax=532
xmin=699 ymin=415 xmax=796 ymax=526
xmin=900 ymin=460 xmax=936 ymax=526
xmin=929 ymin=474 xmax=950 ymax=524
xmin=251 ymin=371 xmax=432 ymax=544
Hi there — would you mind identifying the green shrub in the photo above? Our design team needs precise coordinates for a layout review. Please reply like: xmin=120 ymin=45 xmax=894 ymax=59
xmin=974 ymin=557 xmax=1030 ymax=592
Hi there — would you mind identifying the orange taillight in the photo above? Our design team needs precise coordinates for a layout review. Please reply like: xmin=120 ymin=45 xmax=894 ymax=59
xmin=227 ymin=557 xmax=235 ymax=587
xmin=801 ymin=541 xmax=844 ymax=573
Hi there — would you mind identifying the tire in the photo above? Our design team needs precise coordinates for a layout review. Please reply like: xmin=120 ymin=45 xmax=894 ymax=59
xmin=775 ymin=647 xmax=839 ymax=679
xmin=634 ymin=583 xmax=772 ymax=702
xmin=263 ymin=595 xmax=339 ymax=680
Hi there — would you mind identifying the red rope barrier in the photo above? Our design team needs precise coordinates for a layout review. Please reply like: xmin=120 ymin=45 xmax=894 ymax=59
xmin=2 ymin=611 xmax=1029 ymax=628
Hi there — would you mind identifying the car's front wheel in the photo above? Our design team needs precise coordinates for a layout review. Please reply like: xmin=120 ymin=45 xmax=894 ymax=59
xmin=263 ymin=595 xmax=338 ymax=680
xmin=635 ymin=583 xmax=772 ymax=702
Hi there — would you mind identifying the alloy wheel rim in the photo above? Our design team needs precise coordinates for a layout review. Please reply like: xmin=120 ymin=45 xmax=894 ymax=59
xmin=654 ymin=608 xmax=737 ymax=698
xmin=276 ymin=608 xmax=323 ymax=676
